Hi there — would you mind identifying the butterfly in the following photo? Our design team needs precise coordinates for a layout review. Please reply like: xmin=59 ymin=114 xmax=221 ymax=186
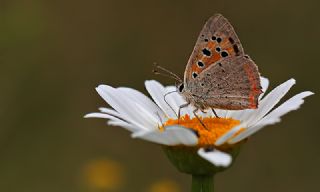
xmin=154 ymin=14 xmax=262 ymax=118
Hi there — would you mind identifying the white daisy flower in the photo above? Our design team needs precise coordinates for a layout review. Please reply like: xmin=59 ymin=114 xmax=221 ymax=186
xmin=85 ymin=77 xmax=313 ymax=168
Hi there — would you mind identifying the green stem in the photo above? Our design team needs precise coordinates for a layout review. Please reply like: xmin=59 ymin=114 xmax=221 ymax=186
xmin=191 ymin=174 xmax=214 ymax=192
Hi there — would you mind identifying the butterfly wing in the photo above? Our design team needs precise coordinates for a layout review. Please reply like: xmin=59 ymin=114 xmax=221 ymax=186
xmin=189 ymin=56 xmax=262 ymax=109
xmin=184 ymin=14 xmax=244 ymax=85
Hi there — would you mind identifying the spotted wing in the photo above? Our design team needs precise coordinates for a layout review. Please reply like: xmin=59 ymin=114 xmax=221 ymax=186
xmin=189 ymin=56 xmax=262 ymax=110
xmin=184 ymin=14 xmax=244 ymax=85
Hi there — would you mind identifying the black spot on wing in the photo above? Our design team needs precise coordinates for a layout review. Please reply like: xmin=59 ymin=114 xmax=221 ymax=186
xmin=197 ymin=61 xmax=205 ymax=68
xmin=228 ymin=37 xmax=235 ymax=44
xmin=202 ymin=48 xmax=211 ymax=56
xmin=192 ymin=72 xmax=198 ymax=78
xmin=233 ymin=45 xmax=240 ymax=55
xmin=221 ymin=51 xmax=229 ymax=57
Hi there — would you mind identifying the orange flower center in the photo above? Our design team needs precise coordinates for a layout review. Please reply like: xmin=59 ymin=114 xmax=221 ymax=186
xmin=162 ymin=114 xmax=242 ymax=147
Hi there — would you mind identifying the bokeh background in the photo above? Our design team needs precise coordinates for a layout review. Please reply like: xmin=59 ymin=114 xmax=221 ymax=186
xmin=0 ymin=0 xmax=319 ymax=191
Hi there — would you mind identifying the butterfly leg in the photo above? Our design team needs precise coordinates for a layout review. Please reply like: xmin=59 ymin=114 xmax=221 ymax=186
xmin=211 ymin=108 xmax=220 ymax=118
xmin=155 ymin=111 xmax=164 ymax=130
xmin=178 ymin=102 xmax=190 ymax=123
xmin=193 ymin=108 xmax=207 ymax=129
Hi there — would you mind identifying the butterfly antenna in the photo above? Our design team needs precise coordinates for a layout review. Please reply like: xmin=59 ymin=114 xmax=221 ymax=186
xmin=153 ymin=63 xmax=182 ymax=83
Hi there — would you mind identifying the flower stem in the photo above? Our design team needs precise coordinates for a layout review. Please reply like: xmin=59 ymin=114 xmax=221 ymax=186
xmin=191 ymin=174 xmax=214 ymax=192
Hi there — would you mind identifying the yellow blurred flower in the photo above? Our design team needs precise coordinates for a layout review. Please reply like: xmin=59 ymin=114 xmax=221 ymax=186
xmin=84 ymin=159 xmax=124 ymax=190
xmin=148 ymin=179 xmax=181 ymax=192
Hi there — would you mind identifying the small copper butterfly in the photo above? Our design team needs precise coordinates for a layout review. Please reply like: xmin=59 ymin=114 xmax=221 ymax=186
xmin=154 ymin=14 xmax=262 ymax=118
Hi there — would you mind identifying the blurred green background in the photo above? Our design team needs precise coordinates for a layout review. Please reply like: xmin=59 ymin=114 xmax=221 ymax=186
xmin=0 ymin=0 xmax=319 ymax=191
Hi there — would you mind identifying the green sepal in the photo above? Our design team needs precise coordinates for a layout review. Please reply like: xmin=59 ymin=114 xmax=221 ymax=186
xmin=162 ymin=143 xmax=242 ymax=175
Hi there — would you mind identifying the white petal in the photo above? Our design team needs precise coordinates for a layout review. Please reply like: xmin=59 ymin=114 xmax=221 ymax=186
xmin=229 ymin=91 xmax=314 ymax=144
xmin=228 ymin=124 xmax=264 ymax=144
xmin=198 ymin=148 xmax=232 ymax=167
xmin=108 ymin=121 xmax=141 ymax=132
xmin=84 ymin=113 xmax=141 ymax=132
xmin=145 ymin=80 xmax=177 ymax=118
xmin=99 ymin=103 xmax=161 ymax=129
xmin=163 ymin=86 xmax=182 ymax=110
xmin=164 ymin=86 xmax=194 ymax=117
xmin=245 ymin=78 xmax=296 ymax=127
xmin=84 ymin=112 xmax=119 ymax=121
xmin=259 ymin=77 xmax=269 ymax=99
xmin=98 ymin=107 xmax=125 ymax=120
xmin=255 ymin=91 xmax=314 ymax=126
xmin=118 ymin=87 xmax=166 ymax=119
xmin=96 ymin=85 xmax=154 ymax=131
xmin=226 ymin=108 xmax=254 ymax=122
xmin=132 ymin=125 xmax=198 ymax=146
xmin=214 ymin=109 xmax=229 ymax=118
xmin=214 ymin=123 xmax=245 ymax=146
xmin=134 ymin=102 xmax=163 ymax=130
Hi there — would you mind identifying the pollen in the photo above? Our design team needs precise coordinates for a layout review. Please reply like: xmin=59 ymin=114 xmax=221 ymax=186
xmin=163 ymin=114 xmax=242 ymax=147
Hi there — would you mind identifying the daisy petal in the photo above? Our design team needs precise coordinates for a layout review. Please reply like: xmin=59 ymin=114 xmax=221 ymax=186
xmin=96 ymin=85 xmax=154 ymax=131
xmin=134 ymin=102 xmax=162 ymax=128
xmin=213 ymin=109 xmax=229 ymax=118
xmin=85 ymin=113 xmax=141 ymax=132
xmin=131 ymin=125 xmax=198 ymax=146
xmin=98 ymin=107 xmax=126 ymax=120
xmin=229 ymin=91 xmax=314 ymax=144
xmin=214 ymin=123 xmax=245 ymax=146
xmin=255 ymin=91 xmax=314 ymax=126
xmin=84 ymin=112 xmax=120 ymax=122
xmin=198 ymin=148 xmax=232 ymax=167
xmin=165 ymin=86 xmax=195 ymax=117
xmin=259 ymin=77 xmax=269 ymax=99
xmin=163 ymin=86 xmax=182 ymax=111
xmin=228 ymin=124 xmax=264 ymax=144
xmin=108 ymin=121 xmax=141 ymax=132
xmin=246 ymin=78 xmax=296 ymax=127
xmin=118 ymin=87 xmax=165 ymax=119
xmin=145 ymin=80 xmax=177 ymax=118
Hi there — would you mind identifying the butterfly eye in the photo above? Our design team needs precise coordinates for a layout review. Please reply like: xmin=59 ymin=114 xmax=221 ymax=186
xmin=178 ymin=84 xmax=184 ymax=92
